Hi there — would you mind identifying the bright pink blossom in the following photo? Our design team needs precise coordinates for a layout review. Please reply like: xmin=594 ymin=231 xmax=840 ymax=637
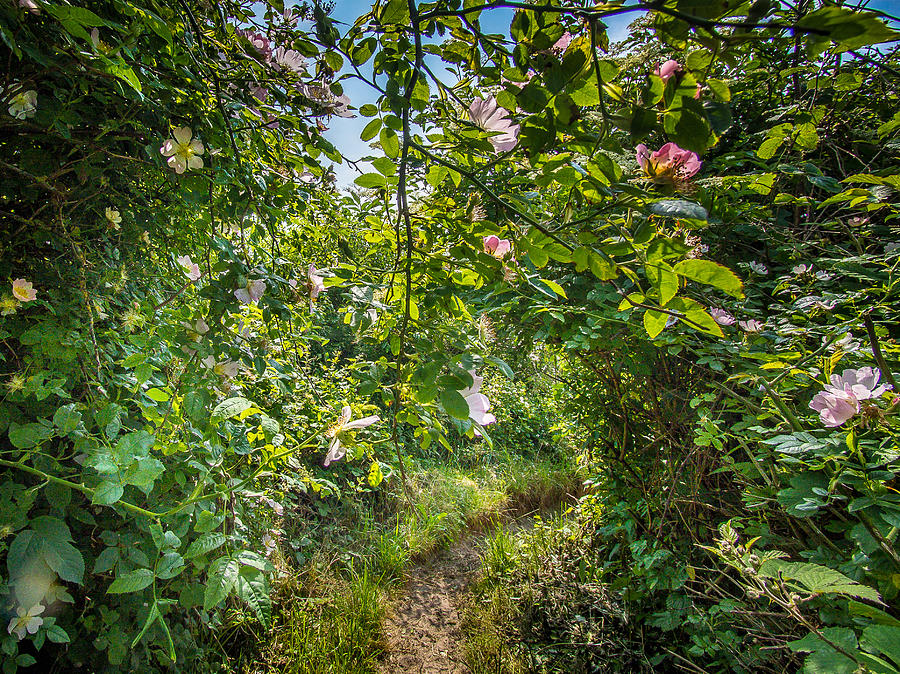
xmin=654 ymin=59 xmax=682 ymax=82
xmin=810 ymin=391 xmax=859 ymax=427
xmin=469 ymin=97 xmax=520 ymax=153
xmin=635 ymin=142 xmax=701 ymax=184
xmin=483 ymin=235 xmax=512 ymax=259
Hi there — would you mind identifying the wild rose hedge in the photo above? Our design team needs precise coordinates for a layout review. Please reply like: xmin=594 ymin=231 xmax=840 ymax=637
xmin=2 ymin=0 xmax=900 ymax=671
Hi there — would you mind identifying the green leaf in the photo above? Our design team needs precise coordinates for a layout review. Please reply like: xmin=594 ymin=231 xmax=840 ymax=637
xmin=788 ymin=628 xmax=858 ymax=674
xmin=156 ymin=552 xmax=185 ymax=580
xmin=45 ymin=625 xmax=70 ymax=644
xmin=211 ymin=397 xmax=252 ymax=421
xmin=234 ymin=568 xmax=271 ymax=627
xmin=372 ymin=156 xmax=397 ymax=176
xmin=380 ymin=0 xmax=410 ymax=24
xmin=849 ymin=601 xmax=900 ymax=628
xmin=647 ymin=261 xmax=679 ymax=306
xmin=52 ymin=404 xmax=82 ymax=434
xmin=92 ymin=481 xmax=124 ymax=505
xmin=9 ymin=422 xmax=53 ymax=449
xmin=673 ymin=259 xmax=744 ymax=298
xmin=184 ymin=533 xmax=228 ymax=559
xmin=666 ymin=297 xmax=724 ymax=337
xmin=380 ymin=128 xmax=400 ymax=158
xmin=663 ymin=108 xmax=712 ymax=153
xmin=107 ymin=568 xmax=154 ymax=594
xmin=643 ymin=309 xmax=669 ymax=339
xmin=649 ymin=199 xmax=708 ymax=221
xmin=368 ymin=460 xmax=383 ymax=487
xmin=759 ymin=560 xmax=882 ymax=603
xmin=354 ymin=173 xmax=386 ymax=189
xmin=797 ymin=8 xmax=900 ymax=52
xmin=145 ymin=387 xmax=170 ymax=402
xmin=540 ymin=278 xmax=567 ymax=298
xmin=204 ymin=556 xmax=240 ymax=610
xmin=360 ymin=118 xmax=381 ymax=142
xmin=440 ymin=388 xmax=470 ymax=420
xmin=861 ymin=625 xmax=900 ymax=668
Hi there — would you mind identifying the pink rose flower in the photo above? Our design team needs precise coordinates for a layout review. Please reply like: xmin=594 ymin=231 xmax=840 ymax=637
xmin=635 ymin=142 xmax=701 ymax=184
xmin=11 ymin=278 xmax=36 ymax=302
xmin=483 ymin=235 xmax=512 ymax=259
xmin=825 ymin=367 xmax=891 ymax=401
xmin=460 ymin=370 xmax=496 ymax=436
xmin=809 ymin=391 xmax=859 ymax=427
xmin=654 ymin=59 xmax=682 ymax=82
xmin=709 ymin=308 xmax=735 ymax=326
xmin=469 ymin=97 xmax=520 ymax=153
xmin=175 ymin=255 xmax=202 ymax=281
xmin=235 ymin=279 xmax=266 ymax=304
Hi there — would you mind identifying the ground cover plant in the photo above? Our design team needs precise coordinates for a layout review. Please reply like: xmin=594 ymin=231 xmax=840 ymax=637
xmin=2 ymin=0 xmax=900 ymax=671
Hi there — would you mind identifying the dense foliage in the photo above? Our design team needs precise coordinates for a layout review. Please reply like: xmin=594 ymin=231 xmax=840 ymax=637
xmin=2 ymin=0 xmax=900 ymax=671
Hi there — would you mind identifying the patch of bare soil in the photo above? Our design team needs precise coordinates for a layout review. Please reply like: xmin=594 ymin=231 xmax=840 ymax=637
xmin=378 ymin=536 xmax=484 ymax=674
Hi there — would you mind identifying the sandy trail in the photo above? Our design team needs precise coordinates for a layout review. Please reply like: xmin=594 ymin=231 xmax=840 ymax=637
xmin=378 ymin=536 xmax=484 ymax=673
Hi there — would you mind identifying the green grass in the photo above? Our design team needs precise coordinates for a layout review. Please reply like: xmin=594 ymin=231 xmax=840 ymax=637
xmin=249 ymin=569 xmax=384 ymax=674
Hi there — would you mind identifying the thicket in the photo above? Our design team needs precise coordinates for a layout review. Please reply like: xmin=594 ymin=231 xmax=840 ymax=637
xmin=2 ymin=0 xmax=900 ymax=672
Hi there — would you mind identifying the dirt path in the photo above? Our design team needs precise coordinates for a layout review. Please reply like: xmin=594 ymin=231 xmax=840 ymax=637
xmin=378 ymin=536 xmax=485 ymax=674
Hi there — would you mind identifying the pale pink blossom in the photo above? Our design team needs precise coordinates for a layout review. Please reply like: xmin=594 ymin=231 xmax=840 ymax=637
xmin=810 ymin=391 xmax=859 ymax=427
xmin=324 ymin=406 xmax=380 ymax=467
xmin=274 ymin=47 xmax=306 ymax=73
xmin=201 ymin=356 xmax=240 ymax=379
xmin=654 ymin=59 xmax=682 ymax=82
xmin=306 ymin=264 xmax=325 ymax=310
xmin=262 ymin=533 xmax=277 ymax=556
xmin=160 ymin=127 xmax=205 ymax=174
xmin=11 ymin=279 xmax=36 ymax=302
xmin=483 ymin=235 xmax=512 ymax=259
xmin=460 ymin=370 xmax=496 ymax=436
xmin=7 ymin=604 xmax=44 ymax=640
xmin=261 ymin=496 xmax=284 ymax=516
xmin=825 ymin=367 xmax=891 ymax=401
xmin=239 ymin=30 xmax=272 ymax=61
xmin=709 ymin=308 xmax=735 ymax=326
xmin=635 ymin=142 xmax=701 ymax=183
xmin=235 ymin=279 xmax=266 ymax=304
xmin=175 ymin=255 xmax=202 ymax=281
xmin=552 ymin=32 xmax=573 ymax=54
xmin=18 ymin=0 xmax=40 ymax=15
xmin=469 ymin=97 xmax=520 ymax=153
xmin=693 ymin=83 xmax=702 ymax=100
xmin=738 ymin=319 xmax=764 ymax=333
